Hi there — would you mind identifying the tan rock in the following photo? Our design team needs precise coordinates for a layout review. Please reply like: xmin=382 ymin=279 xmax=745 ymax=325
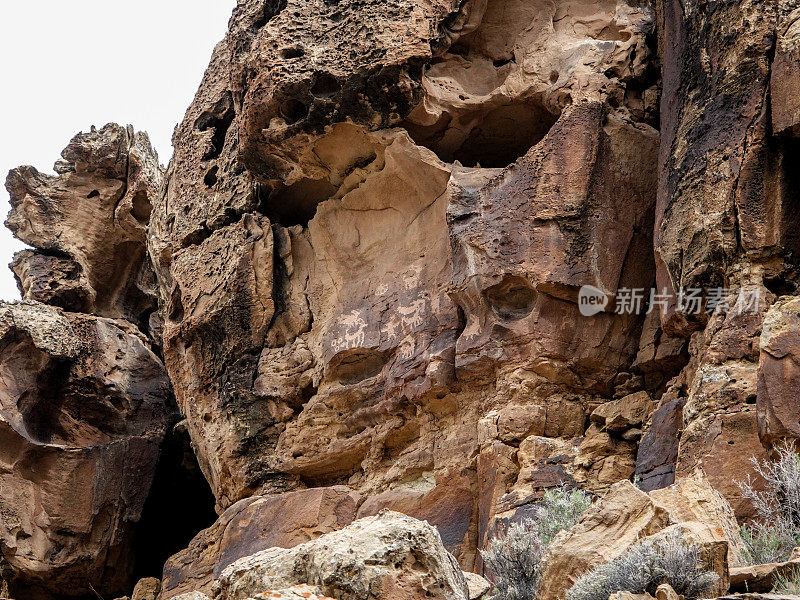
xmin=609 ymin=593 xmax=654 ymax=600
xmin=5 ymin=124 xmax=162 ymax=331
xmin=730 ymin=557 xmax=800 ymax=593
xmin=537 ymin=471 xmax=744 ymax=600
xmin=655 ymin=584 xmax=679 ymax=600
xmin=133 ymin=578 xmax=162 ymax=600
xmin=463 ymin=572 xmax=491 ymax=600
xmin=216 ymin=511 xmax=469 ymax=600
xmin=591 ymin=392 xmax=654 ymax=433
xmin=674 ymin=293 xmax=772 ymax=519
xmin=537 ymin=481 xmax=671 ymax=600
xmin=245 ymin=586 xmax=335 ymax=600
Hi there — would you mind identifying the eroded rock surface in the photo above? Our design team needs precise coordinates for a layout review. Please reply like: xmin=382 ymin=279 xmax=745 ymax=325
xmin=0 ymin=302 xmax=172 ymax=598
xmin=8 ymin=0 xmax=800 ymax=595
xmin=6 ymin=124 xmax=163 ymax=334
xmin=146 ymin=0 xmax=663 ymax=573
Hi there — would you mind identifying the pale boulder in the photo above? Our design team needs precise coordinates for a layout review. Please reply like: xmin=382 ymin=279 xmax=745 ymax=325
xmin=216 ymin=511 xmax=469 ymax=600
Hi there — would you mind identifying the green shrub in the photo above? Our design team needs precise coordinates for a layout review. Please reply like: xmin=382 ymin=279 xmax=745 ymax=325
xmin=481 ymin=486 xmax=591 ymax=600
xmin=565 ymin=530 xmax=719 ymax=600
xmin=536 ymin=486 xmax=593 ymax=547
xmin=739 ymin=522 xmax=786 ymax=565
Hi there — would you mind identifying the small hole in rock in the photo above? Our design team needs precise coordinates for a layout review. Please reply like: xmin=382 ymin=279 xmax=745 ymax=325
xmin=311 ymin=72 xmax=341 ymax=97
xmin=281 ymin=46 xmax=305 ymax=59
xmin=258 ymin=178 xmax=335 ymax=227
xmin=87 ymin=190 xmax=100 ymax=199
xmin=131 ymin=189 xmax=152 ymax=224
xmin=485 ymin=276 xmax=537 ymax=321
xmin=204 ymin=166 xmax=219 ymax=188
xmin=281 ymin=99 xmax=309 ymax=124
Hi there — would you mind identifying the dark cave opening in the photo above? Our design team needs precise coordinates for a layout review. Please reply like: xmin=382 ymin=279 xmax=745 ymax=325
xmin=130 ymin=420 xmax=217 ymax=583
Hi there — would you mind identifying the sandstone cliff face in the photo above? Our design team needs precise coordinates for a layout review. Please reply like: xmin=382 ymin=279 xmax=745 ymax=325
xmin=150 ymin=2 xmax=661 ymax=565
xmin=4 ymin=0 xmax=800 ymax=598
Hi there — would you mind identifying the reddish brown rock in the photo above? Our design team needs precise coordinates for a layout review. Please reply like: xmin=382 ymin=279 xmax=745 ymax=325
xmin=772 ymin=1 xmax=800 ymax=136
xmin=655 ymin=0 xmax=800 ymax=332
xmin=758 ymin=297 xmax=800 ymax=445
xmin=635 ymin=398 xmax=685 ymax=492
xmin=161 ymin=487 xmax=362 ymax=599
xmin=0 ymin=302 xmax=172 ymax=598
xmin=147 ymin=1 xmax=662 ymax=545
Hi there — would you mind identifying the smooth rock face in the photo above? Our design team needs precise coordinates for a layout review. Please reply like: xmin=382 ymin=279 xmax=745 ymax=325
xmin=0 ymin=302 xmax=172 ymax=598
xmin=5 ymin=124 xmax=163 ymax=333
xmin=216 ymin=511 xmax=469 ymax=600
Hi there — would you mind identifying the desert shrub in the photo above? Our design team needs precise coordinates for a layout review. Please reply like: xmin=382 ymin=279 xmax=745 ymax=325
xmin=481 ymin=486 xmax=591 ymax=600
xmin=481 ymin=519 xmax=544 ymax=600
xmin=773 ymin=567 xmax=800 ymax=594
xmin=536 ymin=486 xmax=593 ymax=547
xmin=565 ymin=530 xmax=719 ymax=600
xmin=739 ymin=522 xmax=787 ymax=565
xmin=738 ymin=442 xmax=800 ymax=564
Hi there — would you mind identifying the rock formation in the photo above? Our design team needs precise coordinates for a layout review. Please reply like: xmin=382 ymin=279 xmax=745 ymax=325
xmin=4 ymin=0 xmax=800 ymax=598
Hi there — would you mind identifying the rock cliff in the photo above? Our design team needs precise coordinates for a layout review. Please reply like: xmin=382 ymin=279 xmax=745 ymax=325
xmin=3 ymin=0 xmax=800 ymax=598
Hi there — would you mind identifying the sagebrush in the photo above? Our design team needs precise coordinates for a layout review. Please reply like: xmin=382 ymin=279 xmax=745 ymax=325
xmin=738 ymin=442 xmax=800 ymax=564
xmin=565 ymin=530 xmax=718 ymax=600
xmin=773 ymin=567 xmax=800 ymax=594
xmin=481 ymin=486 xmax=591 ymax=600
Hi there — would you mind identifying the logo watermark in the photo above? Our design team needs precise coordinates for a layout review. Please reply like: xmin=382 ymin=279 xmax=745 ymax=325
xmin=578 ymin=286 xmax=762 ymax=317
xmin=579 ymin=285 xmax=610 ymax=317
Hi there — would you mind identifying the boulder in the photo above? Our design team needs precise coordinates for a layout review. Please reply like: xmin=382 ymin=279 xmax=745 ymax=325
xmin=655 ymin=584 xmax=679 ymax=600
xmin=730 ymin=557 xmax=800 ymax=593
xmin=216 ymin=511 xmax=469 ymax=600
xmin=591 ymin=392 xmax=654 ymax=433
xmin=161 ymin=487 xmax=362 ymax=599
xmin=133 ymin=578 xmax=162 ymax=600
xmin=463 ymin=572 xmax=491 ymax=600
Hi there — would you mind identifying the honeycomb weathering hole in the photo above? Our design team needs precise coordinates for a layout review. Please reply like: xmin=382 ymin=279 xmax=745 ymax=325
xmin=259 ymin=178 xmax=337 ymax=227
xmin=406 ymin=101 xmax=558 ymax=168
xmin=485 ymin=276 xmax=537 ymax=320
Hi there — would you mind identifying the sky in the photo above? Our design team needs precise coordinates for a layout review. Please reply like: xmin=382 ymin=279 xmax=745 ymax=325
xmin=0 ymin=0 xmax=237 ymax=300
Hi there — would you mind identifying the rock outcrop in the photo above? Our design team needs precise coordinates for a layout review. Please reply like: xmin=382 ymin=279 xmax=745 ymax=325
xmin=6 ymin=0 xmax=800 ymax=596
xmin=2 ymin=127 xmax=174 ymax=598
xmin=161 ymin=487 xmax=362 ymax=599
xmin=537 ymin=471 xmax=745 ymax=600
xmin=6 ymin=124 xmax=163 ymax=335
xmin=0 ymin=303 xmax=172 ymax=598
